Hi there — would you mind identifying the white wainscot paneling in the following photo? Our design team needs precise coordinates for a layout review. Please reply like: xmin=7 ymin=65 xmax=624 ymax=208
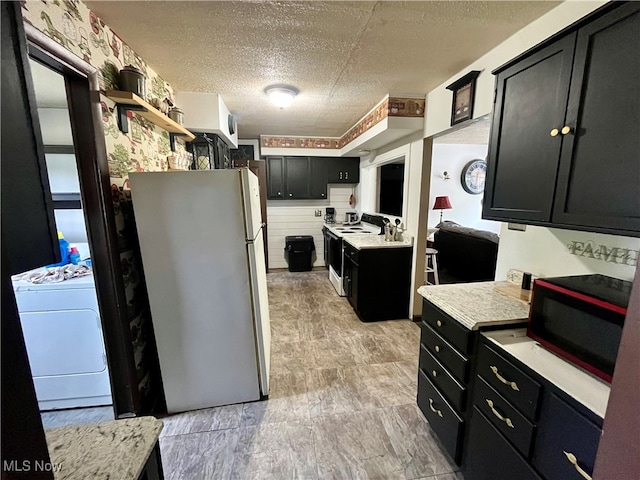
xmin=267 ymin=185 xmax=356 ymax=269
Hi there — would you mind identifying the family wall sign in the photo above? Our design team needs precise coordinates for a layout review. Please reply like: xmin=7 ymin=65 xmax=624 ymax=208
xmin=567 ymin=240 xmax=639 ymax=267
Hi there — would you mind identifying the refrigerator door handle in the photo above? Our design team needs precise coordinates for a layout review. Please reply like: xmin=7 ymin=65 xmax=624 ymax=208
xmin=246 ymin=223 xmax=266 ymax=244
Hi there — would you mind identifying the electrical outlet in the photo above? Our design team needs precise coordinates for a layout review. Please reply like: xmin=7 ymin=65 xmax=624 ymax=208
xmin=314 ymin=209 xmax=322 ymax=217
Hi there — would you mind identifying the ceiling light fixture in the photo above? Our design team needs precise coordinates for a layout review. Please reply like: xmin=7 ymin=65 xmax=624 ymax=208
xmin=265 ymin=85 xmax=299 ymax=109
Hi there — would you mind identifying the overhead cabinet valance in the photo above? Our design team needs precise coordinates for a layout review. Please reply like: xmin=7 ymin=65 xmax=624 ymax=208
xmin=482 ymin=2 xmax=640 ymax=237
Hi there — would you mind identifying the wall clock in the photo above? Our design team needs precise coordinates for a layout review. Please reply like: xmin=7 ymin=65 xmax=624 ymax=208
xmin=461 ymin=159 xmax=487 ymax=195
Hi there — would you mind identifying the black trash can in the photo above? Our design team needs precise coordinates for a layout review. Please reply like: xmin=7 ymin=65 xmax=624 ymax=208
xmin=284 ymin=235 xmax=315 ymax=272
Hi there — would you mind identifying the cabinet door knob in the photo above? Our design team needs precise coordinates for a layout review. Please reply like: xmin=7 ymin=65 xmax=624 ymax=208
xmin=339 ymin=172 xmax=343 ymax=179
xmin=550 ymin=128 xmax=560 ymax=137
xmin=277 ymin=192 xmax=281 ymax=196
xmin=561 ymin=125 xmax=573 ymax=135
xmin=434 ymin=345 xmax=440 ymax=353
xmin=345 ymin=172 xmax=349 ymax=179
xmin=563 ymin=451 xmax=592 ymax=480
xmin=436 ymin=320 xmax=442 ymax=327
xmin=289 ymin=193 xmax=293 ymax=197
xmin=431 ymin=370 xmax=437 ymax=378
xmin=321 ymin=193 xmax=325 ymax=197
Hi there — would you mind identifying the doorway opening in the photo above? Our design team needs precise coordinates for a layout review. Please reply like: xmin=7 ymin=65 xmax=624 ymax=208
xmin=10 ymin=57 xmax=115 ymax=429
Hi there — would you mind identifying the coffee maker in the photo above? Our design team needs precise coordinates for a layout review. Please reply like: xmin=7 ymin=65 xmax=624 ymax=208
xmin=324 ymin=207 xmax=336 ymax=224
xmin=345 ymin=211 xmax=359 ymax=225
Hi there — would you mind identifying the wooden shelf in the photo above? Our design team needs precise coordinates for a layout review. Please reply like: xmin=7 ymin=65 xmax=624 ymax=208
xmin=106 ymin=90 xmax=195 ymax=141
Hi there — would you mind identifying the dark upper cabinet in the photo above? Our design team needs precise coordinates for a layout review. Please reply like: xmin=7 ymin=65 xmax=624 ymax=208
xmin=284 ymin=156 xmax=311 ymax=199
xmin=1 ymin=3 xmax=59 ymax=275
xmin=327 ymin=157 xmax=360 ymax=183
xmin=266 ymin=156 xmax=284 ymax=199
xmin=266 ymin=155 xmax=359 ymax=199
xmin=484 ymin=35 xmax=576 ymax=223
xmin=483 ymin=3 xmax=640 ymax=237
xmin=310 ymin=157 xmax=328 ymax=199
xmin=552 ymin=5 xmax=640 ymax=234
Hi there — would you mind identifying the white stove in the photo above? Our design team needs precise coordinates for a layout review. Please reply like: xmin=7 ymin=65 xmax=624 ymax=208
xmin=323 ymin=215 xmax=382 ymax=296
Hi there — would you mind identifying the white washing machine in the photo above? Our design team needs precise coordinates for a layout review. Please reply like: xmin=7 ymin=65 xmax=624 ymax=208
xmin=12 ymin=273 xmax=112 ymax=410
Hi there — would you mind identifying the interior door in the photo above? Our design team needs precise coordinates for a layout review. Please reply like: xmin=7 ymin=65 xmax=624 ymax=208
xmin=1 ymin=1 xmax=59 ymax=275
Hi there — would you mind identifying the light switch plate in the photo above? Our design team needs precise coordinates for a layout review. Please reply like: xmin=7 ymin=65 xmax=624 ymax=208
xmin=314 ymin=209 xmax=322 ymax=217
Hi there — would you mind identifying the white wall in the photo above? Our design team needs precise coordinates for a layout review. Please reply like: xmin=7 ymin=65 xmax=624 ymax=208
xmin=359 ymin=132 xmax=429 ymax=317
xmin=267 ymin=184 xmax=356 ymax=269
xmin=428 ymin=143 xmax=501 ymax=233
xmin=495 ymin=225 xmax=640 ymax=282
xmin=424 ymin=1 xmax=607 ymax=139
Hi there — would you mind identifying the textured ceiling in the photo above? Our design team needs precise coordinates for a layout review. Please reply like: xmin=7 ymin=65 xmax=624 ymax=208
xmin=85 ymin=1 xmax=560 ymax=139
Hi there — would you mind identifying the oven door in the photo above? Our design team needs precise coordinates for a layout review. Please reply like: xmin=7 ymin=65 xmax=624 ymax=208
xmin=328 ymin=231 xmax=342 ymax=275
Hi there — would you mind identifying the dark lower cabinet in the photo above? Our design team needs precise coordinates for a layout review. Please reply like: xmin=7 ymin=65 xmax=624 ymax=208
xmin=343 ymin=242 xmax=411 ymax=322
xmin=532 ymin=393 xmax=601 ymax=480
xmin=462 ymin=336 xmax=603 ymax=480
xmin=465 ymin=407 xmax=542 ymax=480
xmin=484 ymin=2 xmax=640 ymax=236
xmin=418 ymin=370 xmax=464 ymax=463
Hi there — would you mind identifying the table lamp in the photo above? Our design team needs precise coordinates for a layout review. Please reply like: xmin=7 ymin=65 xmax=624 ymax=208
xmin=433 ymin=196 xmax=452 ymax=223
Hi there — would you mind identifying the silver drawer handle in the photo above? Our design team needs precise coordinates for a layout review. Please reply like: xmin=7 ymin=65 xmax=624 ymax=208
xmin=563 ymin=451 xmax=592 ymax=480
xmin=490 ymin=365 xmax=520 ymax=391
xmin=486 ymin=399 xmax=514 ymax=429
xmin=428 ymin=398 xmax=443 ymax=418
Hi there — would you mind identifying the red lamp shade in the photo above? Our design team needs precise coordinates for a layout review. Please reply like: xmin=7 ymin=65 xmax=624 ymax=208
xmin=432 ymin=196 xmax=452 ymax=210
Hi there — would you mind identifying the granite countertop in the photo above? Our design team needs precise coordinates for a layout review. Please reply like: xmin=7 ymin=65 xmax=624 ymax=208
xmin=483 ymin=329 xmax=611 ymax=418
xmin=417 ymin=281 xmax=530 ymax=330
xmin=46 ymin=416 xmax=163 ymax=480
xmin=344 ymin=234 xmax=413 ymax=250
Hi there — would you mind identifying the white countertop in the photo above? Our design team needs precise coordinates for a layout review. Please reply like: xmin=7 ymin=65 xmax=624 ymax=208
xmin=417 ymin=281 xmax=530 ymax=330
xmin=344 ymin=234 xmax=413 ymax=250
xmin=46 ymin=417 xmax=163 ymax=480
xmin=483 ymin=329 xmax=611 ymax=418
xmin=323 ymin=222 xmax=380 ymax=236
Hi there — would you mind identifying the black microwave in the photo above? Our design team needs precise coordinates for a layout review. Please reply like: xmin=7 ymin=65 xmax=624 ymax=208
xmin=527 ymin=274 xmax=632 ymax=383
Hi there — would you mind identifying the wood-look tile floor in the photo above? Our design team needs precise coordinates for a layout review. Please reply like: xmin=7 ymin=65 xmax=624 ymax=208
xmin=159 ymin=270 xmax=462 ymax=480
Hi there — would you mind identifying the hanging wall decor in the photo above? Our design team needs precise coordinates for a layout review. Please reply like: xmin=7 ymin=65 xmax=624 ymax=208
xmin=446 ymin=70 xmax=481 ymax=126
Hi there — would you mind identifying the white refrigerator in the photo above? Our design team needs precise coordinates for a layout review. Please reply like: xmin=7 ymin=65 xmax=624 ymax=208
xmin=129 ymin=169 xmax=270 ymax=413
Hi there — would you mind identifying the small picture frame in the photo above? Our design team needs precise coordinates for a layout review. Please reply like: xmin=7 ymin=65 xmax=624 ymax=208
xmin=446 ymin=70 xmax=481 ymax=126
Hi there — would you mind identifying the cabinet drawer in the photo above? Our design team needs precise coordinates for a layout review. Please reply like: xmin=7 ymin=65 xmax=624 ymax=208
xmin=343 ymin=242 xmax=359 ymax=264
xmin=474 ymin=376 xmax=535 ymax=459
xmin=532 ymin=393 xmax=601 ymax=480
xmin=477 ymin=343 xmax=541 ymax=420
xmin=421 ymin=323 xmax=469 ymax=383
xmin=466 ymin=407 xmax=542 ymax=480
xmin=422 ymin=300 xmax=473 ymax=355
xmin=417 ymin=369 xmax=464 ymax=465
xmin=419 ymin=345 xmax=466 ymax=413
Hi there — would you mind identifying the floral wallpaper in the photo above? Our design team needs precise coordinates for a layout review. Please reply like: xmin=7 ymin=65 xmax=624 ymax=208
xmin=261 ymin=97 xmax=425 ymax=150
xmin=22 ymin=0 xmax=186 ymax=185
xmin=22 ymin=0 xmax=179 ymax=411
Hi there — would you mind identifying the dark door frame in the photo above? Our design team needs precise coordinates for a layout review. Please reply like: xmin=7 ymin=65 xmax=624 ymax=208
xmin=24 ymin=22 xmax=141 ymax=417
